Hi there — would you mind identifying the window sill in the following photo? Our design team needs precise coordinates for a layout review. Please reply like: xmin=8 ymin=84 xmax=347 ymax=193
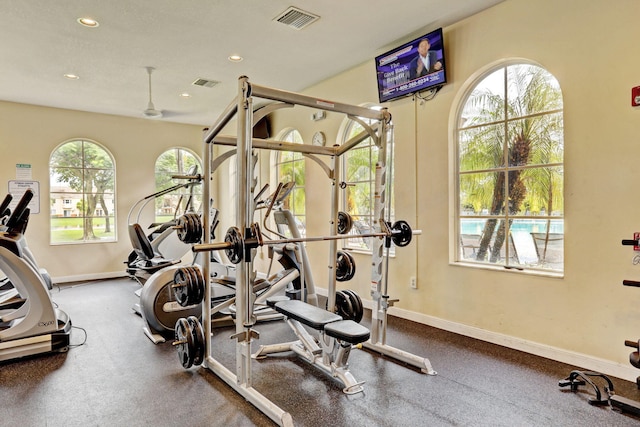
xmin=451 ymin=260 xmax=564 ymax=279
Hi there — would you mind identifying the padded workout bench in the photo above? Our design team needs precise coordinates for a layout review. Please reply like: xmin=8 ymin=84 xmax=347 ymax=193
xmin=253 ymin=298 xmax=370 ymax=394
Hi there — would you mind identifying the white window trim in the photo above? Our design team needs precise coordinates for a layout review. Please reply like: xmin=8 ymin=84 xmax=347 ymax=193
xmin=448 ymin=58 xmax=564 ymax=277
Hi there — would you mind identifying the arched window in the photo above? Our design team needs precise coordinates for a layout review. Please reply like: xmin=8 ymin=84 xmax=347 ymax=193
xmin=154 ymin=148 xmax=202 ymax=224
xmin=455 ymin=62 xmax=564 ymax=272
xmin=50 ymin=139 xmax=116 ymax=244
xmin=274 ymin=129 xmax=305 ymax=237
xmin=340 ymin=109 xmax=393 ymax=251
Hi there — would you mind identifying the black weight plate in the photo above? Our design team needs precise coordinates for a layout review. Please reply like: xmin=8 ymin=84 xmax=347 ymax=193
xmin=192 ymin=214 xmax=203 ymax=243
xmin=187 ymin=213 xmax=200 ymax=243
xmin=187 ymin=316 xmax=205 ymax=366
xmin=337 ymin=211 xmax=353 ymax=235
xmin=176 ymin=215 xmax=188 ymax=242
xmin=335 ymin=290 xmax=359 ymax=321
xmin=336 ymin=250 xmax=356 ymax=282
xmin=336 ymin=252 xmax=347 ymax=281
xmin=185 ymin=214 xmax=195 ymax=243
xmin=191 ymin=266 xmax=205 ymax=305
xmin=172 ymin=268 xmax=190 ymax=306
xmin=174 ymin=317 xmax=195 ymax=369
xmin=343 ymin=289 xmax=363 ymax=323
xmin=225 ymin=227 xmax=243 ymax=264
xmin=185 ymin=266 xmax=198 ymax=306
xmin=391 ymin=220 xmax=412 ymax=247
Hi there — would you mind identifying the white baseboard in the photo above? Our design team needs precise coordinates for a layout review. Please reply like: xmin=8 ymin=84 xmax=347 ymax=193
xmin=316 ymin=287 xmax=639 ymax=383
xmin=53 ymin=271 xmax=128 ymax=284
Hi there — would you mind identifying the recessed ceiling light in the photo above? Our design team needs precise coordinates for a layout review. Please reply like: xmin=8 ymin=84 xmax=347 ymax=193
xmin=179 ymin=93 xmax=191 ymax=98
xmin=77 ymin=17 xmax=99 ymax=27
xmin=228 ymin=55 xmax=243 ymax=62
xmin=64 ymin=73 xmax=80 ymax=80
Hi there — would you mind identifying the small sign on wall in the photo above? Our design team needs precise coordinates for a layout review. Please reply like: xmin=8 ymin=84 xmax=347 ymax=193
xmin=15 ymin=163 xmax=32 ymax=180
xmin=8 ymin=180 xmax=40 ymax=214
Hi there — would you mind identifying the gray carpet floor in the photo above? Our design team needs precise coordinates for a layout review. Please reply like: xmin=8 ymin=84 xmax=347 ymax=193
xmin=2 ymin=277 xmax=640 ymax=426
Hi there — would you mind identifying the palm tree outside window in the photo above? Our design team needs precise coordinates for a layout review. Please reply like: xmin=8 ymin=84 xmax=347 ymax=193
xmin=456 ymin=62 xmax=564 ymax=272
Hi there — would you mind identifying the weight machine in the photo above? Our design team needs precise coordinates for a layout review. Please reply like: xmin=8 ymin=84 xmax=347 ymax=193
xmin=178 ymin=76 xmax=435 ymax=426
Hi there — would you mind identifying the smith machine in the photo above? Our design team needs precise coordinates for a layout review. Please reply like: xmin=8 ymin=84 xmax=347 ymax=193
xmin=173 ymin=76 xmax=436 ymax=426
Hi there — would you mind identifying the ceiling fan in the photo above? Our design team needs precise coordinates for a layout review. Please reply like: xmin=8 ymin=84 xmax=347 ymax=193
xmin=143 ymin=66 xmax=163 ymax=119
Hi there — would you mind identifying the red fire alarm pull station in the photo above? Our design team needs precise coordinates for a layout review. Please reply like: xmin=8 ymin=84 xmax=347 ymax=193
xmin=632 ymin=86 xmax=640 ymax=107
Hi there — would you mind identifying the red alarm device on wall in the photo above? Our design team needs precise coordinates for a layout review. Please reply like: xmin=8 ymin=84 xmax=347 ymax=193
xmin=632 ymin=86 xmax=640 ymax=107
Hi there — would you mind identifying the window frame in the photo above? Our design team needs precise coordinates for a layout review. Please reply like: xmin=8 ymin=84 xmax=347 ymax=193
xmin=452 ymin=60 xmax=564 ymax=275
xmin=153 ymin=147 xmax=203 ymax=224
xmin=273 ymin=128 xmax=306 ymax=237
xmin=49 ymin=138 xmax=117 ymax=245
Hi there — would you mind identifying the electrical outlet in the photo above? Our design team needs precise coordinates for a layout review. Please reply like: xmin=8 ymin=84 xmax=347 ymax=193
xmin=409 ymin=276 xmax=417 ymax=289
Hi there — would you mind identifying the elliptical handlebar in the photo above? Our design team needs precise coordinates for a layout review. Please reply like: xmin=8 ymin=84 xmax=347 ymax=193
xmin=0 ymin=193 xmax=13 ymax=221
xmin=126 ymin=174 xmax=203 ymax=225
xmin=170 ymin=174 xmax=202 ymax=181
xmin=5 ymin=189 xmax=34 ymax=232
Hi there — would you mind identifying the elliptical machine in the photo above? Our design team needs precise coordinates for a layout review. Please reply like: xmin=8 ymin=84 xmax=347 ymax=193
xmin=125 ymin=166 xmax=206 ymax=343
xmin=0 ymin=189 xmax=71 ymax=362
xmin=125 ymin=165 xmax=202 ymax=285
xmin=138 ymin=183 xmax=305 ymax=344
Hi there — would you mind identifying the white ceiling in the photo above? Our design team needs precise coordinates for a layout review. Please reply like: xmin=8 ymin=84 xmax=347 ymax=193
xmin=1 ymin=0 xmax=503 ymax=126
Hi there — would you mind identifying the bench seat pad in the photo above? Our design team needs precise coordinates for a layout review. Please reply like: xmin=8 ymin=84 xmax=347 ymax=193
xmin=273 ymin=299 xmax=342 ymax=330
xmin=324 ymin=320 xmax=370 ymax=344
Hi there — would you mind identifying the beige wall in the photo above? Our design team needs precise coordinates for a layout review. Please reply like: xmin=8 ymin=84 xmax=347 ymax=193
xmin=2 ymin=0 xmax=639 ymax=380
xmin=0 ymin=102 xmax=205 ymax=280
xmin=266 ymin=0 xmax=640 ymax=379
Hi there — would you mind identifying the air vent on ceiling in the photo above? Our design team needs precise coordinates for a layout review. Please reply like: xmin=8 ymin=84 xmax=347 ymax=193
xmin=192 ymin=78 xmax=220 ymax=88
xmin=274 ymin=6 xmax=319 ymax=30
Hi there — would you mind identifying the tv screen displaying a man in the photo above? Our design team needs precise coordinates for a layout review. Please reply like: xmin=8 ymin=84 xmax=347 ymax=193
xmin=375 ymin=28 xmax=446 ymax=103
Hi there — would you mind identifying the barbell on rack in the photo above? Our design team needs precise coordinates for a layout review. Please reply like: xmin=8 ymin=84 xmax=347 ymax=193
xmin=188 ymin=219 xmax=419 ymax=264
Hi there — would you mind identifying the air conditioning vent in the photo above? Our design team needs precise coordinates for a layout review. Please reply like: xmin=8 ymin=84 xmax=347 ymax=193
xmin=192 ymin=78 xmax=220 ymax=88
xmin=274 ymin=7 xmax=319 ymax=30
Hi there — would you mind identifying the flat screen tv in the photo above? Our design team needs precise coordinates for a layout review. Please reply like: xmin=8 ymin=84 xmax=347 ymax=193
xmin=375 ymin=27 xmax=446 ymax=103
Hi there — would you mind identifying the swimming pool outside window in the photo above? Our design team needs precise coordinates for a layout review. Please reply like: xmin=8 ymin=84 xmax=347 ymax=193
xmin=456 ymin=62 xmax=564 ymax=273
